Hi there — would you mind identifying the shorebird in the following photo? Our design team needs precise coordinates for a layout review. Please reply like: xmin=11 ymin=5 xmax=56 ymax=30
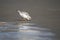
xmin=17 ymin=10 xmax=31 ymax=22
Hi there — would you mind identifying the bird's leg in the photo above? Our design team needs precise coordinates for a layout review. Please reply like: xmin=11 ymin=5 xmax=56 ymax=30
xmin=20 ymin=18 xmax=26 ymax=23
xmin=25 ymin=19 xmax=27 ymax=23
xmin=20 ymin=18 xmax=24 ymax=23
xmin=24 ymin=18 xmax=27 ymax=23
xmin=22 ymin=18 xmax=27 ymax=23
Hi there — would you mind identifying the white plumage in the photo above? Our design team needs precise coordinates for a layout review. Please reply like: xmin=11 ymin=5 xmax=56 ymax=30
xmin=17 ymin=10 xmax=31 ymax=21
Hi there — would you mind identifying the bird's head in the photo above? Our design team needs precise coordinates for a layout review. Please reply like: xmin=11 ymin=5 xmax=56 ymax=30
xmin=17 ymin=10 xmax=21 ymax=13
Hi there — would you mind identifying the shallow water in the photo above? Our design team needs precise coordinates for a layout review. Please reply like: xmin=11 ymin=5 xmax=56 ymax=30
xmin=0 ymin=22 xmax=59 ymax=40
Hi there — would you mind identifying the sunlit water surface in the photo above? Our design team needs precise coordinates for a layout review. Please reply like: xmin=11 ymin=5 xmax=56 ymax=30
xmin=0 ymin=22 xmax=57 ymax=40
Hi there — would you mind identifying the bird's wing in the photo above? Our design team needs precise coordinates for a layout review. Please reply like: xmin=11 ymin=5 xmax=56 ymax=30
xmin=22 ymin=12 xmax=29 ymax=15
xmin=22 ymin=14 xmax=31 ymax=20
